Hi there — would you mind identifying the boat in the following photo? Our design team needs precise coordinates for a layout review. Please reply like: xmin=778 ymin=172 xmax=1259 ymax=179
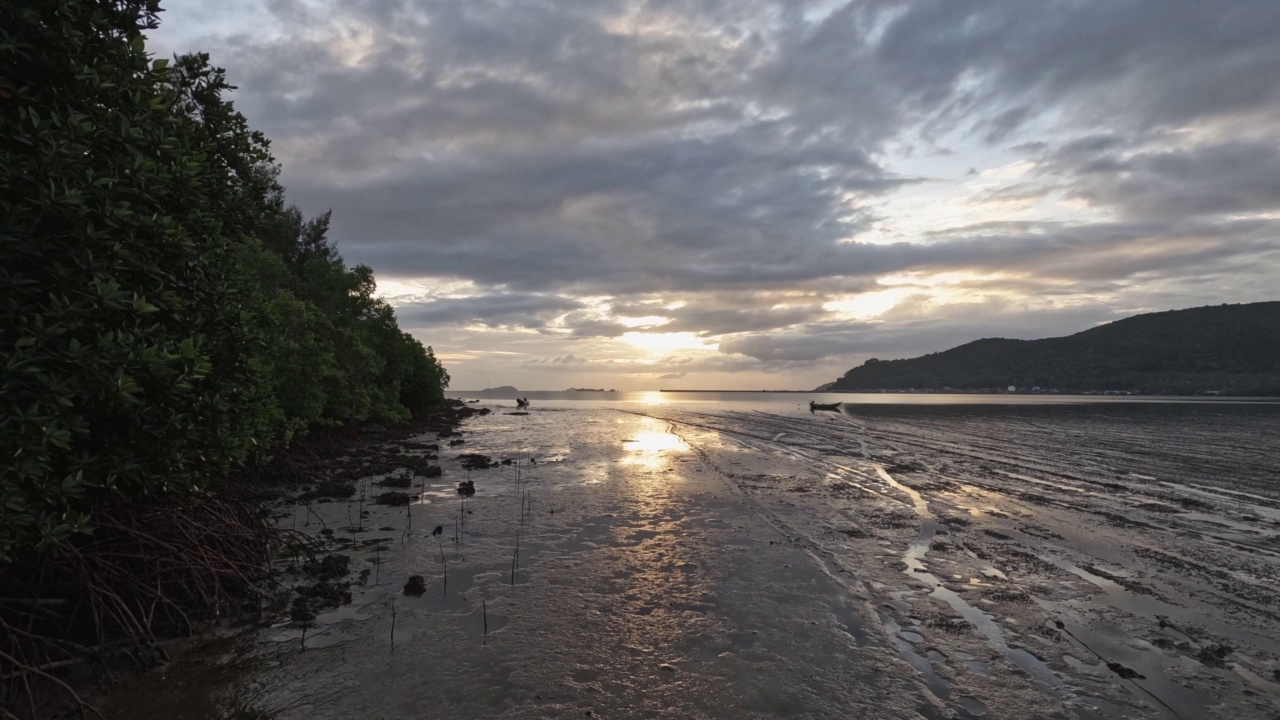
xmin=809 ymin=400 xmax=842 ymax=412
xmin=516 ymin=397 xmax=530 ymax=408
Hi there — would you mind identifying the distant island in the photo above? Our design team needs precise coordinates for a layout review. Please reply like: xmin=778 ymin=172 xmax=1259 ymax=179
xmin=485 ymin=386 xmax=519 ymax=393
xmin=823 ymin=302 xmax=1280 ymax=396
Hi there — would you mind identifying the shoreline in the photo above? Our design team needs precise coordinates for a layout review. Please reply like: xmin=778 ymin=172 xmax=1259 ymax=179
xmin=25 ymin=402 xmax=486 ymax=719
xmin=450 ymin=389 xmax=1280 ymax=402
xmin=88 ymin=401 xmax=1280 ymax=719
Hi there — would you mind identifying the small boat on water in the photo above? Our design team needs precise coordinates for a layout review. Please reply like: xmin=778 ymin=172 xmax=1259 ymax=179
xmin=516 ymin=397 xmax=530 ymax=408
xmin=809 ymin=400 xmax=842 ymax=412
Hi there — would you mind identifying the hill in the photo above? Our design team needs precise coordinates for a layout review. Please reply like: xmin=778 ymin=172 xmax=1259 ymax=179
xmin=827 ymin=302 xmax=1280 ymax=396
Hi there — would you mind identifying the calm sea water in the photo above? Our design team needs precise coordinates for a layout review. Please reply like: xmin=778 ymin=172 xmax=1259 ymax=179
xmin=447 ymin=389 xmax=1279 ymax=410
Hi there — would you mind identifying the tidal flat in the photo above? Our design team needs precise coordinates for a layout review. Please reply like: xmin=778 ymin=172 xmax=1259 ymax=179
xmin=100 ymin=398 xmax=1280 ymax=719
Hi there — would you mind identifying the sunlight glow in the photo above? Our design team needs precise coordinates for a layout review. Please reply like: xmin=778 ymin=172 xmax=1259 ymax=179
xmin=374 ymin=278 xmax=479 ymax=303
xmin=621 ymin=419 xmax=688 ymax=468
xmin=624 ymin=431 xmax=687 ymax=454
xmin=622 ymin=331 xmax=714 ymax=353
xmin=824 ymin=289 xmax=913 ymax=319
xmin=617 ymin=315 xmax=670 ymax=328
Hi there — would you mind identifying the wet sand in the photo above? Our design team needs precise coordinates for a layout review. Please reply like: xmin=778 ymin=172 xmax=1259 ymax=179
xmin=101 ymin=401 xmax=1280 ymax=719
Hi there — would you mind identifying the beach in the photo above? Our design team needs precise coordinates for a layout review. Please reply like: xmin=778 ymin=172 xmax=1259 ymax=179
xmin=101 ymin=396 xmax=1280 ymax=719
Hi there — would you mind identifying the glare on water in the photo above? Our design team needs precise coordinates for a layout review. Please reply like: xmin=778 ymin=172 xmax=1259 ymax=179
xmin=621 ymin=417 xmax=688 ymax=468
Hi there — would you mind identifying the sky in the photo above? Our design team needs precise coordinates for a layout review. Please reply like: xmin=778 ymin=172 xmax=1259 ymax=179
xmin=149 ymin=0 xmax=1280 ymax=391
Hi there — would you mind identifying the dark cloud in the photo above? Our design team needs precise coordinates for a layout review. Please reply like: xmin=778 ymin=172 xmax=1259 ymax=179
xmin=981 ymin=106 xmax=1031 ymax=144
xmin=1048 ymin=140 xmax=1280 ymax=219
xmin=658 ymin=303 xmax=831 ymax=336
xmin=1010 ymin=141 xmax=1048 ymax=155
xmin=915 ymin=218 xmax=1280 ymax=282
xmin=394 ymin=294 xmax=581 ymax=329
xmin=562 ymin=314 xmax=630 ymax=339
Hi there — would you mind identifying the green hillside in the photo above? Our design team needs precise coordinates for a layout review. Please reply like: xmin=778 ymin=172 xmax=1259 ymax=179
xmin=828 ymin=302 xmax=1280 ymax=396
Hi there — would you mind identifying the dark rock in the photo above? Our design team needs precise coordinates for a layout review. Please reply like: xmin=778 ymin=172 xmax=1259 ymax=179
xmin=379 ymin=474 xmax=413 ymax=488
xmin=376 ymin=492 xmax=413 ymax=506
xmin=296 ymin=581 xmax=352 ymax=608
xmin=304 ymin=554 xmax=350 ymax=581
xmin=404 ymin=575 xmax=427 ymax=597
xmin=432 ymin=525 xmax=443 ymax=536
xmin=1107 ymin=661 xmax=1146 ymax=680
xmin=300 ymin=482 xmax=355 ymax=501
xmin=1196 ymin=643 xmax=1234 ymax=667
xmin=290 ymin=597 xmax=315 ymax=626
xmin=459 ymin=453 xmax=494 ymax=470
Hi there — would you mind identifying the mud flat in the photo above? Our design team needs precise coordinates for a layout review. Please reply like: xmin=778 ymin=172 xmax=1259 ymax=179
xmin=98 ymin=400 xmax=1280 ymax=719
xmin=649 ymin=402 xmax=1280 ymax=719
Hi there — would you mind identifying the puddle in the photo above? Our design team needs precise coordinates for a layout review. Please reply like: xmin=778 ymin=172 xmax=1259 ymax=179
xmin=878 ymin=608 xmax=951 ymax=701
xmin=266 ymin=629 xmax=347 ymax=649
xmin=958 ymin=695 xmax=987 ymax=717
xmin=1055 ymin=617 xmax=1211 ymax=718
xmin=955 ymin=651 xmax=989 ymax=675
xmin=873 ymin=463 xmax=1068 ymax=696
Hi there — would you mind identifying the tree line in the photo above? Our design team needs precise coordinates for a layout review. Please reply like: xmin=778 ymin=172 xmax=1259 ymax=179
xmin=0 ymin=1 xmax=449 ymax=561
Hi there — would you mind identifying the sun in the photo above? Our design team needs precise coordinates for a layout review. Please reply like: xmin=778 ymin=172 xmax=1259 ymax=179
xmin=621 ymin=331 xmax=714 ymax=354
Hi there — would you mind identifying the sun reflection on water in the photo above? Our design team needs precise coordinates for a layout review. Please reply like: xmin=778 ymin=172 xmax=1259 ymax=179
xmin=621 ymin=419 xmax=688 ymax=468
xmin=635 ymin=390 xmax=669 ymax=405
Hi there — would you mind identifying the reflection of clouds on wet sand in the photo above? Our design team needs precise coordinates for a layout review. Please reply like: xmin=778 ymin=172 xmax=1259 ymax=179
xmin=641 ymin=402 xmax=1280 ymax=719
xmin=137 ymin=398 xmax=1280 ymax=720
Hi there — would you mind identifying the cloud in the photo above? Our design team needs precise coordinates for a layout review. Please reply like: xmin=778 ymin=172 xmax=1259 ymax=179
xmin=394 ymin=294 xmax=581 ymax=329
xmin=150 ymin=0 xmax=1280 ymax=389
xmin=719 ymin=299 xmax=1125 ymax=363
xmin=1046 ymin=139 xmax=1280 ymax=219
xmin=560 ymin=312 xmax=631 ymax=339
xmin=657 ymin=301 xmax=832 ymax=336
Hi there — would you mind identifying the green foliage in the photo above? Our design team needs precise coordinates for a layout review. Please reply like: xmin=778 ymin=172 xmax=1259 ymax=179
xmin=0 ymin=1 xmax=447 ymax=560
xmin=239 ymin=209 xmax=450 ymax=444
xmin=830 ymin=303 xmax=1280 ymax=395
